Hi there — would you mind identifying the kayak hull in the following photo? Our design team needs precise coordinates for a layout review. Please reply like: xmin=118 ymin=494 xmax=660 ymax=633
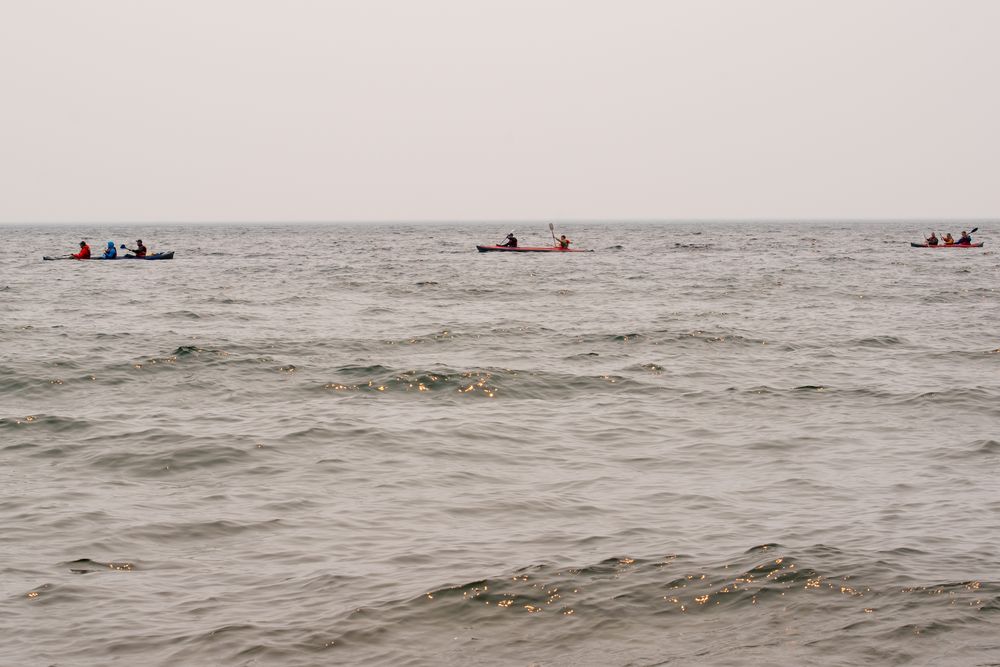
xmin=44 ymin=251 xmax=175 ymax=261
xmin=910 ymin=242 xmax=983 ymax=248
xmin=476 ymin=245 xmax=591 ymax=253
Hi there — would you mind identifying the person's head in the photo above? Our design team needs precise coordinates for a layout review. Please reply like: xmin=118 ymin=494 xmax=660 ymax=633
xmin=962 ymin=230 xmax=968 ymax=235
xmin=506 ymin=232 xmax=514 ymax=238
xmin=107 ymin=241 xmax=114 ymax=248
xmin=136 ymin=239 xmax=143 ymax=245
xmin=560 ymin=235 xmax=567 ymax=240
xmin=79 ymin=241 xmax=87 ymax=247
xmin=930 ymin=232 xmax=936 ymax=236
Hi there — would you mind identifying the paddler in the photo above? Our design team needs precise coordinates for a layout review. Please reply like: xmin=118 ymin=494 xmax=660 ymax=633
xmin=102 ymin=241 xmax=118 ymax=259
xmin=957 ymin=230 xmax=973 ymax=245
xmin=556 ymin=234 xmax=571 ymax=249
xmin=499 ymin=231 xmax=518 ymax=248
xmin=122 ymin=239 xmax=147 ymax=257
xmin=72 ymin=241 xmax=91 ymax=259
xmin=925 ymin=232 xmax=939 ymax=246
xmin=942 ymin=232 xmax=955 ymax=245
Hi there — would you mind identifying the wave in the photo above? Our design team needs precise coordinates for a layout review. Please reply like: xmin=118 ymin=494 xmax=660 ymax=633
xmin=303 ymin=543 xmax=998 ymax=665
xmin=0 ymin=413 xmax=95 ymax=437
xmin=928 ymin=439 xmax=1000 ymax=461
xmin=83 ymin=438 xmax=252 ymax=477
xmin=725 ymin=384 xmax=1000 ymax=409
xmin=62 ymin=558 xmax=138 ymax=574
xmin=852 ymin=335 xmax=907 ymax=347
xmin=318 ymin=365 xmax=642 ymax=399
xmin=572 ymin=329 xmax=770 ymax=347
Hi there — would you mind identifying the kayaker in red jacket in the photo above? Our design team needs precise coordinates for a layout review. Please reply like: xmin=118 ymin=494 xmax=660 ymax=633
xmin=72 ymin=241 xmax=91 ymax=259
xmin=556 ymin=235 xmax=571 ymax=249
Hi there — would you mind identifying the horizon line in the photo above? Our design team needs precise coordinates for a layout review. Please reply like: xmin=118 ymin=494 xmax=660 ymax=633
xmin=0 ymin=217 xmax=995 ymax=226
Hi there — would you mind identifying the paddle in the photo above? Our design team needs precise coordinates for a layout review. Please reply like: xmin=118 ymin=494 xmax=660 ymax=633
xmin=549 ymin=222 xmax=557 ymax=245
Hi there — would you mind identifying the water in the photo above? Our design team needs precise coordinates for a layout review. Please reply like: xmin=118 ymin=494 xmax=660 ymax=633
xmin=2 ymin=222 xmax=998 ymax=665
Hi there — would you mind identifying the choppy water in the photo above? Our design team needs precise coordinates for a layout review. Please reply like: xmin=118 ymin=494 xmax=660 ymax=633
xmin=2 ymin=222 xmax=999 ymax=666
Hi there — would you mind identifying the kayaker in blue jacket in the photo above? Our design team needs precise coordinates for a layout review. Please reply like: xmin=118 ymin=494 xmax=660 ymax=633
xmin=957 ymin=230 xmax=973 ymax=245
xmin=103 ymin=241 xmax=117 ymax=259
xmin=499 ymin=232 xmax=518 ymax=248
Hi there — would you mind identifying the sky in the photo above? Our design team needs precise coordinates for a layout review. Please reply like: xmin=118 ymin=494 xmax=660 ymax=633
xmin=1 ymin=0 xmax=998 ymax=223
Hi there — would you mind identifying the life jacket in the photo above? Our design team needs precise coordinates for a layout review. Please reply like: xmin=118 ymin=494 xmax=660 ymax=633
xmin=104 ymin=242 xmax=117 ymax=259
xmin=74 ymin=244 xmax=91 ymax=259
xmin=134 ymin=244 xmax=147 ymax=257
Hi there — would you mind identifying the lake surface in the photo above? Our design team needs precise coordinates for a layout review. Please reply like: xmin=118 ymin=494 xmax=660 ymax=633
xmin=1 ymin=222 xmax=998 ymax=665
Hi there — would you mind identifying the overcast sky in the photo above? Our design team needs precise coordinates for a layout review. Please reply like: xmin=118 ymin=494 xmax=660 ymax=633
xmin=1 ymin=0 xmax=997 ymax=223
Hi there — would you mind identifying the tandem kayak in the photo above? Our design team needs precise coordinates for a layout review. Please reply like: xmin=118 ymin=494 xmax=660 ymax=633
xmin=909 ymin=243 xmax=983 ymax=248
xmin=43 ymin=251 xmax=175 ymax=260
xmin=476 ymin=245 xmax=592 ymax=253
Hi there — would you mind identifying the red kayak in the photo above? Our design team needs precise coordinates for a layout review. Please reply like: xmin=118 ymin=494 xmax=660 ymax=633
xmin=477 ymin=245 xmax=592 ymax=253
xmin=910 ymin=242 xmax=984 ymax=248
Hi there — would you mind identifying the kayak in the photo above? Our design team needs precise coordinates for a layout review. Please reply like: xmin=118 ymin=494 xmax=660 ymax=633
xmin=43 ymin=251 xmax=175 ymax=260
xmin=910 ymin=242 xmax=983 ymax=248
xmin=477 ymin=245 xmax=592 ymax=253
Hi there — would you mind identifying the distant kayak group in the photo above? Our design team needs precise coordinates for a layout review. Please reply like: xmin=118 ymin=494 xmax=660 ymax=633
xmin=40 ymin=225 xmax=987 ymax=261
xmin=72 ymin=240 xmax=145 ymax=259
xmin=45 ymin=239 xmax=174 ymax=261
xmin=910 ymin=227 xmax=984 ymax=249
xmin=480 ymin=223 xmax=987 ymax=254
xmin=477 ymin=224 xmax=593 ymax=253
xmin=924 ymin=230 xmax=974 ymax=246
